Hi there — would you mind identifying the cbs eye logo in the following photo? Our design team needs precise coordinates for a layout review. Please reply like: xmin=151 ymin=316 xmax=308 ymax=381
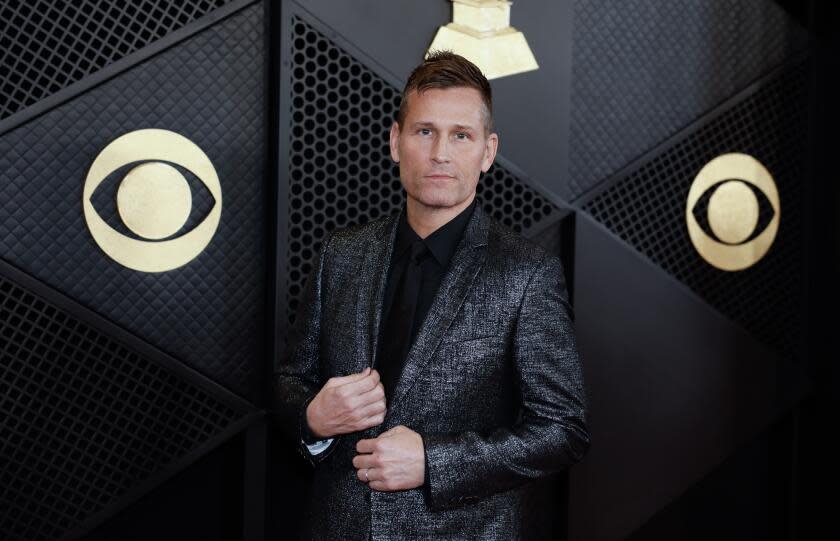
xmin=83 ymin=129 xmax=222 ymax=273
xmin=685 ymin=153 xmax=779 ymax=271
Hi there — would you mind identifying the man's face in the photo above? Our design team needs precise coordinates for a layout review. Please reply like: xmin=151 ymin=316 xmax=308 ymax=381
xmin=390 ymin=86 xmax=498 ymax=213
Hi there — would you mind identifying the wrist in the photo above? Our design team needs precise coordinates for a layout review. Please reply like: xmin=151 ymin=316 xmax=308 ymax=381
xmin=305 ymin=399 xmax=328 ymax=439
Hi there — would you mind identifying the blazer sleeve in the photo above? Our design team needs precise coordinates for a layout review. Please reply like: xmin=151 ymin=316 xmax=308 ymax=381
xmin=422 ymin=253 xmax=590 ymax=510
xmin=271 ymin=231 xmax=339 ymax=465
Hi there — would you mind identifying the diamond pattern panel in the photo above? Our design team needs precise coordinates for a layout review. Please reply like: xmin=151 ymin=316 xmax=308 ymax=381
xmin=0 ymin=265 xmax=249 ymax=541
xmin=0 ymin=0 xmax=235 ymax=121
xmin=569 ymin=0 xmax=809 ymax=201
xmin=0 ymin=3 xmax=265 ymax=398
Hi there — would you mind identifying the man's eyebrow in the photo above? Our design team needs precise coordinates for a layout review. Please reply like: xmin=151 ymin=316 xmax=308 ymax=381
xmin=411 ymin=120 xmax=476 ymax=131
xmin=409 ymin=121 xmax=478 ymax=132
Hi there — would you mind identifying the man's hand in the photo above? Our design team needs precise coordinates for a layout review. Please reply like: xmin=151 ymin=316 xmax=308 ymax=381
xmin=306 ymin=367 xmax=386 ymax=438
xmin=353 ymin=425 xmax=425 ymax=491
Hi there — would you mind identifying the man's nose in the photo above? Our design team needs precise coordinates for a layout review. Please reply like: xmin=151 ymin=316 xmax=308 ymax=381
xmin=431 ymin=135 xmax=450 ymax=163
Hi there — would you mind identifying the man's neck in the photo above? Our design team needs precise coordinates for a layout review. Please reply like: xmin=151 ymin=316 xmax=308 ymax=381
xmin=406 ymin=194 xmax=475 ymax=239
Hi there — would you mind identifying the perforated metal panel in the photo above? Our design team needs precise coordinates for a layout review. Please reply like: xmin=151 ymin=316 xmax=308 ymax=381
xmin=285 ymin=17 xmax=561 ymax=323
xmin=568 ymin=0 xmax=809 ymax=201
xmin=0 ymin=0 xmax=235 ymax=121
xmin=0 ymin=262 xmax=252 ymax=541
xmin=583 ymin=61 xmax=809 ymax=361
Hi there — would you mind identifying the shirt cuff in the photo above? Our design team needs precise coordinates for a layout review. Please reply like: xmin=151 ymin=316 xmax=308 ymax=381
xmin=304 ymin=437 xmax=334 ymax=455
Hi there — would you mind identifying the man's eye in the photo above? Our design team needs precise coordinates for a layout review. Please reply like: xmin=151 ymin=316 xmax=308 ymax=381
xmin=419 ymin=128 xmax=432 ymax=135
xmin=455 ymin=132 xmax=469 ymax=140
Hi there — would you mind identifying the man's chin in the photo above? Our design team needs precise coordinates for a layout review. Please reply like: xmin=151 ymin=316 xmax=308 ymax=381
xmin=407 ymin=185 xmax=475 ymax=209
xmin=408 ymin=193 xmax=472 ymax=211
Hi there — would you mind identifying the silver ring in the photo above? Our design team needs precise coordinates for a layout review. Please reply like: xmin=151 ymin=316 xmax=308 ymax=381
xmin=364 ymin=468 xmax=370 ymax=482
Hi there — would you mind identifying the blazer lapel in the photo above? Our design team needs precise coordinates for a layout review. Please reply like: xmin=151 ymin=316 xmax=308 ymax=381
xmin=386 ymin=204 xmax=490 ymax=417
xmin=355 ymin=212 xmax=400 ymax=373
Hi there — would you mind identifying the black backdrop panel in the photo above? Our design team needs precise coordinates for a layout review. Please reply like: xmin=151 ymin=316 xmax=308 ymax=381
xmin=0 ymin=259 xmax=255 ymax=541
xmin=0 ymin=3 xmax=265 ymax=398
xmin=625 ymin=416 xmax=794 ymax=540
xmin=568 ymin=213 xmax=810 ymax=541
xmin=583 ymin=61 xmax=808 ymax=363
xmin=0 ymin=0 xmax=235 ymax=122
xmin=568 ymin=0 xmax=809 ymax=201
xmin=565 ymin=3 xmax=813 ymax=538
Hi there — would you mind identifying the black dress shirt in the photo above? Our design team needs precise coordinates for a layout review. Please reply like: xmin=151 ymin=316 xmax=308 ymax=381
xmin=376 ymin=199 xmax=477 ymax=369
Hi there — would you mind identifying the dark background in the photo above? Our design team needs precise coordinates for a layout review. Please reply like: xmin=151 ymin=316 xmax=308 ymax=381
xmin=0 ymin=1 xmax=836 ymax=539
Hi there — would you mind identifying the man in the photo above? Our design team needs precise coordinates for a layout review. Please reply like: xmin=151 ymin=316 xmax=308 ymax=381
xmin=273 ymin=51 xmax=589 ymax=540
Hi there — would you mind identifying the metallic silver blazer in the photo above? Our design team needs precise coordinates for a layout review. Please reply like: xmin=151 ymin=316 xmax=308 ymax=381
xmin=273 ymin=204 xmax=590 ymax=540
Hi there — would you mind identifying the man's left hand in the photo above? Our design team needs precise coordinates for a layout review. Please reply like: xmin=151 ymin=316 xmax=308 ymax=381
xmin=353 ymin=425 xmax=425 ymax=491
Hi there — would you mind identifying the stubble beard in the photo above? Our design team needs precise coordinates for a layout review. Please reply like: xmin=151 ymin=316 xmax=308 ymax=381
xmin=405 ymin=177 xmax=477 ymax=212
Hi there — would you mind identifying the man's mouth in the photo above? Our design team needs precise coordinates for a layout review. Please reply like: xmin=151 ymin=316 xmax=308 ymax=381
xmin=424 ymin=174 xmax=455 ymax=180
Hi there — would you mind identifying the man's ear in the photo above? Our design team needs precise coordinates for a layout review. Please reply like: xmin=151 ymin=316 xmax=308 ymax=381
xmin=389 ymin=122 xmax=401 ymax=163
xmin=481 ymin=132 xmax=499 ymax=172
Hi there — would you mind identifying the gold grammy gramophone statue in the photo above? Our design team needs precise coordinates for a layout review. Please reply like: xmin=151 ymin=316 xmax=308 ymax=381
xmin=427 ymin=0 xmax=538 ymax=80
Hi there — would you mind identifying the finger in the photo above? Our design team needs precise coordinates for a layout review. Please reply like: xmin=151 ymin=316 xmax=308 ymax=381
xmin=340 ymin=368 xmax=380 ymax=395
xmin=356 ymin=438 xmax=377 ymax=454
xmin=352 ymin=454 xmax=376 ymax=470
xmin=352 ymin=387 xmax=386 ymax=413
xmin=354 ymin=381 xmax=386 ymax=408
xmin=355 ymin=467 xmax=382 ymax=483
xmin=328 ymin=367 xmax=370 ymax=386
xmin=341 ymin=385 xmax=381 ymax=413
xmin=365 ymin=467 xmax=382 ymax=482
xmin=355 ymin=411 xmax=386 ymax=431
xmin=356 ymin=399 xmax=386 ymax=419
xmin=368 ymin=479 xmax=392 ymax=492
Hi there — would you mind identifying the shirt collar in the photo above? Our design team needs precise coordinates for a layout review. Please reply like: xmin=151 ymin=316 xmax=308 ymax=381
xmin=394 ymin=199 xmax=477 ymax=267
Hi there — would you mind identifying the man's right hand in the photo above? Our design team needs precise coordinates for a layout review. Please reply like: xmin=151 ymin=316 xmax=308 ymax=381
xmin=305 ymin=367 xmax=387 ymax=439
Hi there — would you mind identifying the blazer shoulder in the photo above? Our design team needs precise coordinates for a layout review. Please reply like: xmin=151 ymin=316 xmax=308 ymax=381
xmin=485 ymin=217 xmax=560 ymax=273
xmin=324 ymin=213 xmax=396 ymax=255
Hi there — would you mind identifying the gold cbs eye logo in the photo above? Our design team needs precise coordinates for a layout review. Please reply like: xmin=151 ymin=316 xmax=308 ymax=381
xmin=685 ymin=153 xmax=779 ymax=271
xmin=83 ymin=129 xmax=222 ymax=273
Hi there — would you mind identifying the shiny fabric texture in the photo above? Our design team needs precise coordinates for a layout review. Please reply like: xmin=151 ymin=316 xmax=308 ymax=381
xmin=273 ymin=204 xmax=590 ymax=540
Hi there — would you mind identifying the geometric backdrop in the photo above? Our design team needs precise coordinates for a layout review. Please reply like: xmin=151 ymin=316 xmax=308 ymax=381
xmin=0 ymin=0 xmax=823 ymax=539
